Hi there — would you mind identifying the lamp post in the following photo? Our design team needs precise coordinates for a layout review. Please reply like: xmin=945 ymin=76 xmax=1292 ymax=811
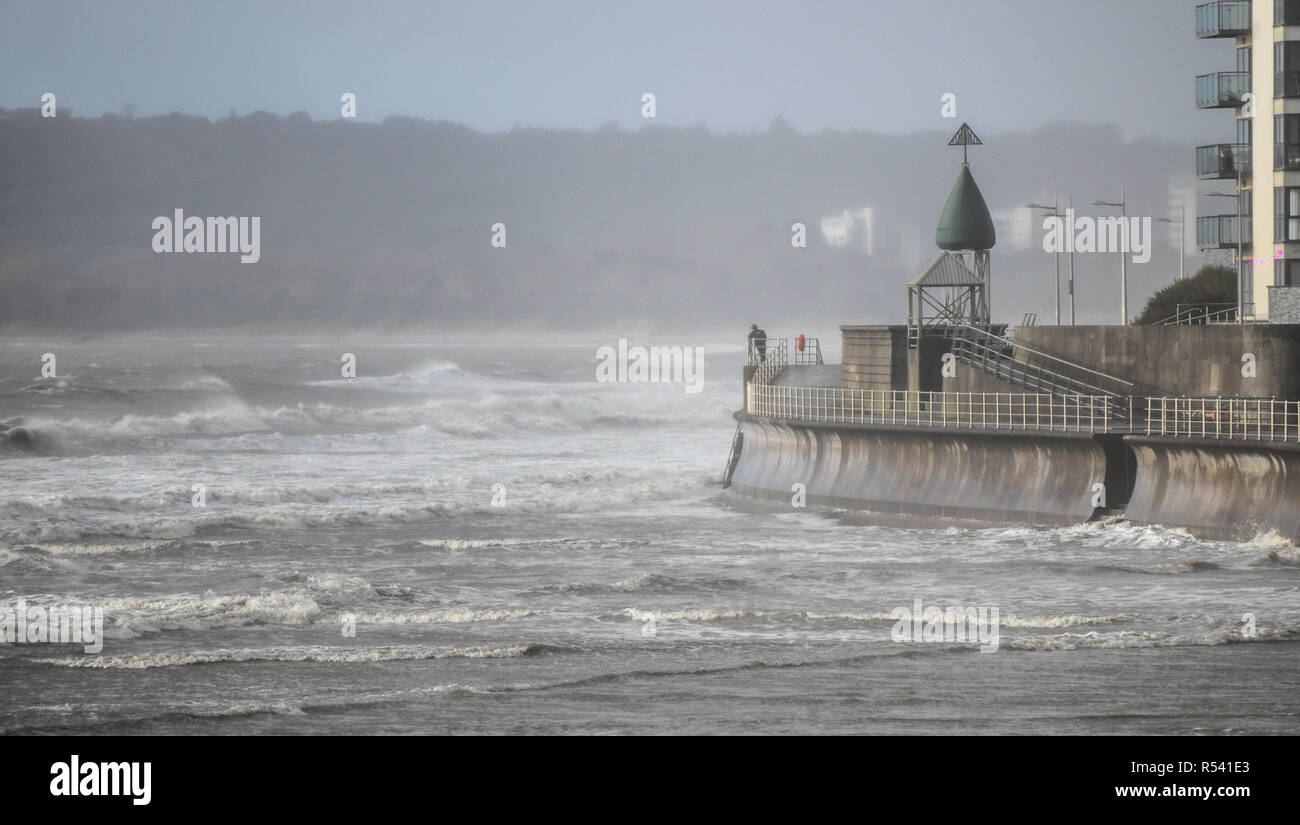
xmin=1093 ymin=187 xmax=1128 ymax=326
xmin=1207 ymin=175 xmax=1244 ymax=324
xmin=1066 ymin=196 xmax=1076 ymax=324
xmin=1156 ymin=201 xmax=1186 ymax=282
xmin=1027 ymin=195 xmax=1062 ymax=325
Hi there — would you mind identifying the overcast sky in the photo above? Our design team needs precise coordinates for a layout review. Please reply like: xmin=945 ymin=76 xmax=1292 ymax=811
xmin=1 ymin=0 xmax=1222 ymax=141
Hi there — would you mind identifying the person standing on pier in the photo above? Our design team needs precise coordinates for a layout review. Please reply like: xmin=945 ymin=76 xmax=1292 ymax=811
xmin=748 ymin=324 xmax=767 ymax=363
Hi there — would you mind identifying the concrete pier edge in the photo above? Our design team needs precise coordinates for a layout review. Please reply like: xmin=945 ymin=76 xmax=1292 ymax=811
xmin=729 ymin=410 xmax=1300 ymax=542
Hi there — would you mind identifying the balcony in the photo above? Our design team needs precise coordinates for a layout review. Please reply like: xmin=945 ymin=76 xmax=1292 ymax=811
xmin=1197 ymin=143 xmax=1250 ymax=178
xmin=1196 ymin=2 xmax=1250 ymax=38
xmin=1197 ymin=72 xmax=1250 ymax=107
xmin=1197 ymin=214 xmax=1251 ymax=248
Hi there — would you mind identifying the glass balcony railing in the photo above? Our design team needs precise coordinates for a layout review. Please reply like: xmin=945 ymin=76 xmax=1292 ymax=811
xmin=1196 ymin=2 xmax=1250 ymax=38
xmin=1197 ymin=143 xmax=1251 ymax=178
xmin=1197 ymin=214 xmax=1251 ymax=248
xmin=1197 ymin=72 xmax=1250 ymax=107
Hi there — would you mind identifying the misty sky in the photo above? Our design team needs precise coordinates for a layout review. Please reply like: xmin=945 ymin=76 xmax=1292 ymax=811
xmin=2 ymin=0 xmax=1220 ymax=141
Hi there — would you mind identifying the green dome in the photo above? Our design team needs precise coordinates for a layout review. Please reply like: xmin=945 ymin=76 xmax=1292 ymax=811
xmin=935 ymin=164 xmax=996 ymax=251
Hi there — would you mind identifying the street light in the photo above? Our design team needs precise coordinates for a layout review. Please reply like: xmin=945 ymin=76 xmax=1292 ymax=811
xmin=1066 ymin=196 xmax=1076 ymax=325
xmin=1207 ymin=179 xmax=1244 ymax=324
xmin=1093 ymin=187 xmax=1128 ymax=326
xmin=1027 ymin=195 xmax=1062 ymax=325
xmin=1156 ymin=200 xmax=1186 ymax=282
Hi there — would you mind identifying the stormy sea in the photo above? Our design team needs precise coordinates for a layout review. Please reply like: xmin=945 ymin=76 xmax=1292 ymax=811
xmin=2 ymin=334 xmax=1297 ymax=735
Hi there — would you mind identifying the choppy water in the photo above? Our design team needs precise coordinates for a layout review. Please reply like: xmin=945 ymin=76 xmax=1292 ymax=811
xmin=1 ymin=335 xmax=1298 ymax=734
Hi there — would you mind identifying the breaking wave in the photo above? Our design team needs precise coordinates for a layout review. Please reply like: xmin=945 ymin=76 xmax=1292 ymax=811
xmin=39 ymin=642 xmax=559 ymax=669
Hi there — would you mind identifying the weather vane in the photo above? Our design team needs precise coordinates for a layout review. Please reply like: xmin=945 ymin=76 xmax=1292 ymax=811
xmin=947 ymin=122 xmax=982 ymax=165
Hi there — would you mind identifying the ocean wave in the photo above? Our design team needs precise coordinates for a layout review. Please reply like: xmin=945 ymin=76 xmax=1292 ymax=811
xmin=0 ymin=549 xmax=67 ymax=573
xmin=346 ymin=607 xmax=539 ymax=624
xmin=271 ymin=390 xmax=733 ymax=436
xmin=11 ymin=585 xmax=537 ymax=636
xmin=0 ymin=500 xmax=478 ymax=543
xmin=12 ymin=539 xmax=188 ymax=556
xmin=996 ymin=614 xmax=1130 ymax=628
xmin=417 ymin=537 xmax=578 ymax=551
xmin=621 ymin=608 xmax=772 ymax=623
xmin=38 ymin=642 xmax=558 ymax=669
xmin=1 ymin=382 xmax=734 ymax=459
xmin=0 ymin=422 xmax=62 ymax=455
xmin=619 ymin=608 xmax=1130 ymax=628
xmin=1004 ymin=622 xmax=1300 ymax=651
xmin=10 ymin=404 xmax=271 ymax=443
xmin=176 ymin=375 xmax=234 ymax=391
xmin=1095 ymin=560 xmax=1221 ymax=575
xmin=549 ymin=572 xmax=684 ymax=592
xmin=79 ymin=591 xmax=325 ymax=636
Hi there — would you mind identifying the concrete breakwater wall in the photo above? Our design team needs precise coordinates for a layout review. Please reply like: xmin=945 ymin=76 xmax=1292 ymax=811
xmin=1124 ymin=436 xmax=1300 ymax=541
xmin=729 ymin=413 xmax=1300 ymax=541
xmin=728 ymin=413 xmax=1106 ymax=526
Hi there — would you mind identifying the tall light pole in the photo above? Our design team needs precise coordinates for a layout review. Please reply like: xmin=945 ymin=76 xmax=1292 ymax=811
xmin=1027 ymin=194 xmax=1061 ymax=325
xmin=1157 ymin=200 xmax=1185 ymax=282
xmin=1094 ymin=187 xmax=1128 ymax=325
xmin=1207 ymin=173 xmax=1244 ymax=324
xmin=1067 ymin=196 xmax=1076 ymax=324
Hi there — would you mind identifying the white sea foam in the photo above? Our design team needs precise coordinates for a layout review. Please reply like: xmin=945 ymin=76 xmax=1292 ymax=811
xmin=82 ymin=591 xmax=324 ymax=637
xmin=621 ymin=608 xmax=771 ymax=622
xmin=39 ymin=643 xmax=548 ymax=669
xmin=176 ymin=375 xmax=234 ymax=392
xmin=346 ymin=608 xmax=539 ymax=624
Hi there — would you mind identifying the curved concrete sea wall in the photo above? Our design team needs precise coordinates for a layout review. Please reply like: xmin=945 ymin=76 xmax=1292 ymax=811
xmin=1125 ymin=437 xmax=1300 ymax=541
xmin=729 ymin=413 xmax=1106 ymax=526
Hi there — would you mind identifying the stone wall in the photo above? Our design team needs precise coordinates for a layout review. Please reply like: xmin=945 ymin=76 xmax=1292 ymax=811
xmin=1267 ymin=286 xmax=1300 ymax=324
xmin=1015 ymin=324 xmax=1300 ymax=399
xmin=840 ymin=325 xmax=908 ymax=391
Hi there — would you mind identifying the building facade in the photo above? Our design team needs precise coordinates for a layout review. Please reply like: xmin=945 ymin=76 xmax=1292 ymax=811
xmin=1196 ymin=0 xmax=1300 ymax=321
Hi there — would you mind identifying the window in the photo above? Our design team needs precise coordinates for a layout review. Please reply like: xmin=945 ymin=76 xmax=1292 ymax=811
xmin=1280 ymin=0 xmax=1300 ymax=27
xmin=1239 ymin=45 xmax=1251 ymax=73
xmin=1280 ymin=260 xmax=1300 ymax=287
xmin=1278 ymin=43 xmax=1300 ymax=97
xmin=1277 ymin=115 xmax=1300 ymax=169
xmin=1277 ymin=188 xmax=1300 ymax=241
xmin=1239 ymin=118 xmax=1252 ymax=145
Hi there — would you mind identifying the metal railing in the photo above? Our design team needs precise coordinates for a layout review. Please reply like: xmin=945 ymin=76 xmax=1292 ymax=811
xmin=1159 ymin=302 xmax=1239 ymax=325
xmin=1196 ymin=71 xmax=1250 ymax=108
xmin=1144 ymin=397 xmax=1300 ymax=442
xmin=742 ymin=336 xmax=1300 ymax=443
xmin=748 ymin=336 xmax=819 ymax=373
xmin=749 ymin=338 xmax=787 ymax=385
xmin=793 ymin=337 xmax=823 ymax=366
xmin=947 ymin=324 xmax=1138 ymax=411
xmin=1197 ymin=143 xmax=1250 ymax=179
xmin=745 ymin=385 xmax=1300 ymax=444
xmin=1196 ymin=214 xmax=1250 ymax=248
xmin=747 ymin=385 xmax=1117 ymax=433
xmin=1195 ymin=1 xmax=1250 ymax=38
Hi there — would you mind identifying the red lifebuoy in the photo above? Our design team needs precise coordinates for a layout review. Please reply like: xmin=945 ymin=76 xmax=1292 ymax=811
xmin=796 ymin=334 xmax=806 ymax=352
